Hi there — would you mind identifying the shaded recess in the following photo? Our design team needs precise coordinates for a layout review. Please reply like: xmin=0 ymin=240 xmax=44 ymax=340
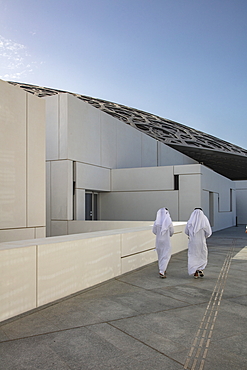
xmin=8 ymin=81 xmax=247 ymax=180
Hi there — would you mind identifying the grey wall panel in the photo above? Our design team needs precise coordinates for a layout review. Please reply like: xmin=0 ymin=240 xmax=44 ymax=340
xmin=27 ymin=93 xmax=46 ymax=227
xmin=100 ymin=112 xmax=118 ymax=169
xmin=111 ymin=166 xmax=174 ymax=191
xmin=116 ymin=121 xmax=142 ymax=169
xmin=67 ymin=94 xmax=101 ymax=165
xmin=0 ymin=80 xmax=26 ymax=229
xmin=51 ymin=160 xmax=73 ymax=220
xmin=99 ymin=190 xmax=178 ymax=222
xmin=158 ymin=142 xmax=198 ymax=166
xmin=45 ymin=95 xmax=59 ymax=160
xmin=141 ymin=133 xmax=158 ymax=167
xmin=76 ymin=162 xmax=110 ymax=191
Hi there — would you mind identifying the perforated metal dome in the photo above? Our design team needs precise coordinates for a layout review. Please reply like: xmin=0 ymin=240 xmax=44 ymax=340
xmin=8 ymin=81 xmax=247 ymax=180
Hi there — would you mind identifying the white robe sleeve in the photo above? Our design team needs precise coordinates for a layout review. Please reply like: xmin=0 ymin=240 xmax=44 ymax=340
xmin=169 ymin=224 xmax=174 ymax=237
xmin=204 ymin=218 xmax=212 ymax=238
xmin=185 ymin=224 xmax=189 ymax=236
xmin=152 ymin=222 xmax=157 ymax=235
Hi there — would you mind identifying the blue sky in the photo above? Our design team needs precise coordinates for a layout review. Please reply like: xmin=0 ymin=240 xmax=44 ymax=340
xmin=1 ymin=0 xmax=246 ymax=148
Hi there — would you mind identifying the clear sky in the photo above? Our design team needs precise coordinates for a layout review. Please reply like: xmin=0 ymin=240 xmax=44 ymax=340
xmin=1 ymin=0 xmax=246 ymax=148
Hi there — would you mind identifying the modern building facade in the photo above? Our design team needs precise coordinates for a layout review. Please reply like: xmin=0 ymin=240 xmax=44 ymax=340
xmin=0 ymin=80 xmax=46 ymax=242
xmin=1 ymin=79 xmax=247 ymax=243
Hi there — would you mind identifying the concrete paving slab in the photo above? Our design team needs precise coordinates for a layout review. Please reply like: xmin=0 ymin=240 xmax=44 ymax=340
xmin=0 ymin=311 xmax=59 ymax=340
xmin=210 ymin=310 xmax=247 ymax=340
xmin=228 ymin=294 xmax=247 ymax=306
xmin=111 ymin=289 xmax=191 ymax=312
xmin=203 ymin=342 xmax=247 ymax=370
xmin=152 ymin=284 xmax=214 ymax=304
xmin=0 ymin=329 xmax=8 ymax=342
xmin=111 ymin=309 xmax=203 ymax=351
xmin=39 ymin=302 xmax=104 ymax=330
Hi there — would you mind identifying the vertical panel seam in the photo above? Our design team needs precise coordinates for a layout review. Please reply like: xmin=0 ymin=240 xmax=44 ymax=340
xmin=26 ymin=93 xmax=28 ymax=227
xmin=120 ymin=233 xmax=123 ymax=275
xmin=49 ymin=161 xmax=51 ymax=235
xmin=58 ymin=95 xmax=60 ymax=158
xmin=157 ymin=141 xmax=159 ymax=166
xmin=36 ymin=244 xmax=38 ymax=308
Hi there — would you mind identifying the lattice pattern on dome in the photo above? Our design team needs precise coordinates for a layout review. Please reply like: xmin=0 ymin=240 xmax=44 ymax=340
xmin=8 ymin=81 xmax=247 ymax=159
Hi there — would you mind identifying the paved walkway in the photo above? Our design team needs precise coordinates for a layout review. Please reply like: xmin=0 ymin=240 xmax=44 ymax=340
xmin=0 ymin=226 xmax=247 ymax=370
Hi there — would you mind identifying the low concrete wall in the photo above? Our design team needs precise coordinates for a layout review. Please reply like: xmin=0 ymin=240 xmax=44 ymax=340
xmin=0 ymin=222 xmax=187 ymax=322
xmin=51 ymin=220 xmax=154 ymax=236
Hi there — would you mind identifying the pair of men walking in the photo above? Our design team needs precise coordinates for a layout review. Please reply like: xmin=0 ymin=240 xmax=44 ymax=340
xmin=152 ymin=207 xmax=212 ymax=278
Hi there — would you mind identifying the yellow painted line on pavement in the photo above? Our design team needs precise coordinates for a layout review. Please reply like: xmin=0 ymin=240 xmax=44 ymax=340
xmin=184 ymin=246 xmax=235 ymax=370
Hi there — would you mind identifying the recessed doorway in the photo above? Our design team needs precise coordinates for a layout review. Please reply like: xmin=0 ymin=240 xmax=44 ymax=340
xmin=85 ymin=191 xmax=98 ymax=220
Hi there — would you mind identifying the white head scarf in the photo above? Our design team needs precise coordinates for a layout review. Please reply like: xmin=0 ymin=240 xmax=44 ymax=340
xmin=187 ymin=209 xmax=211 ymax=236
xmin=154 ymin=207 xmax=172 ymax=235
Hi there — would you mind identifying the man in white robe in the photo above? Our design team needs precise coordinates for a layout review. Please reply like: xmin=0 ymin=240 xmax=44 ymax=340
xmin=152 ymin=207 xmax=174 ymax=278
xmin=185 ymin=208 xmax=212 ymax=278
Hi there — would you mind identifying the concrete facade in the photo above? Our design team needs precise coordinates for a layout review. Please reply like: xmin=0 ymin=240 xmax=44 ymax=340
xmin=0 ymin=80 xmax=245 ymax=242
xmin=0 ymin=80 xmax=46 ymax=243
xmin=99 ymin=164 xmax=236 ymax=232
xmin=235 ymin=180 xmax=247 ymax=225
xmin=45 ymin=92 xmax=237 ymax=234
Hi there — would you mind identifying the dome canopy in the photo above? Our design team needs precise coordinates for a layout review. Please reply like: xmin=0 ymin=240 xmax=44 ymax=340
xmin=8 ymin=81 xmax=247 ymax=181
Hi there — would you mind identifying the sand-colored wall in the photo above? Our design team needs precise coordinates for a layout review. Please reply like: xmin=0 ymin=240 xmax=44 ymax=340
xmin=0 ymin=80 xmax=46 ymax=243
xmin=0 ymin=222 xmax=187 ymax=322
